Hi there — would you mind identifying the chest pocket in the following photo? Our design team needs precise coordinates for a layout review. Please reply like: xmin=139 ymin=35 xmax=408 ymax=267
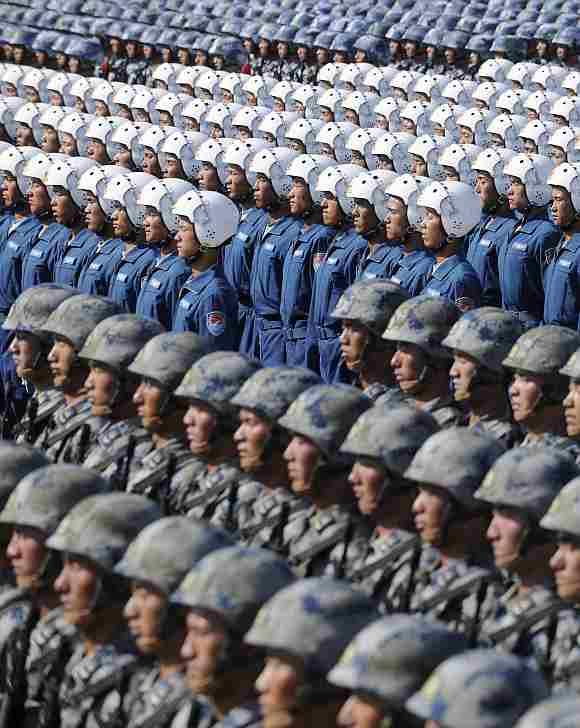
xmin=547 ymin=255 xmax=578 ymax=323
xmin=89 ymin=262 xmax=103 ymax=271
xmin=117 ymin=272 xmax=129 ymax=282
xmin=29 ymin=248 xmax=45 ymax=259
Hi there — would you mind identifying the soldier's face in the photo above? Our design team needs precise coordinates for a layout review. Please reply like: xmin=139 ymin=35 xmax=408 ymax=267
xmin=112 ymin=207 xmax=133 ymax=237
xmin=124 ymin=582 xmax=169 ymax=654
xmin=1 ymin=174 xmax=22 ymax=208
xmin=350 ymin=150 xmax=367 ymax=169
xmin=50 ymin=190 xmax=78 ymax=227
xmin=84 ymin=195 xmax=106 ymax=233
xmin=289 ymin=178 xmax=313 ymax=216
xmin=552 ymin=115 xmax=568 ymax=130
xmin=198 ymin=162 xmax=220 ymax=192
xmin=410 ymin=155 xmax=428 ymax=177
xmin=320 ymin=108 xmax=334 ymax=124
xmin=113 ymin=145 xmax=133 ymax=170
xmin=509 ymin=372 xmax=543 ymax=423
xmin=420 ymin=208 xmax=447 ymax=250
xmin=413 ymin=485 xmax=450 ymax=546
xmin=256 ymin=655 xmax=304 ymax=720
xmin=235 ymin=409 xmax=272 ymax=472
xmin=349 ymin=460 xmax=387 ymax=516
xmin=564 ymin=380 xmax=580 ymax=438
xmin=60 ymin=132 xmax=78 ymax=156
xmin=487 ymin=508 xmax=527 ymax=569
xmin=337 ymin=695 xmax=385 ymax=728
xmin=550 ymin=146 xmax=567 ymax=167
xmin=85 ymin=365 xmax=118 ymax=414
xmin=458 ymin=126 xmax=474 ymax=145
xmin=352 ymin=199 xmax=380 ymax=236
xmin=27 ymin=180 xmax=50 ymax=216
xmin=450 ymin=351 xmax=480 ymax=401
xmin=87 ymin=139 xmax=110 ymax=164
xmin=344 ymin=109 xmax=360 ymax=126
xmin=142 ymin=148 xmax=162 ymax=177
xmin=6 ymin=527 xmax=47 ymax=590
xmin=183 ymin=402 xmax=219 ymax=457
xmin=209 ymin=124 xmax=223 ymax=140
xmin=158 ymin=111 xmax=174 ymax=128
xmin=550 ymin=540 xmax=580 ymax=601
xmin=9 ymin=332 xmax=42 ymax=379
xmin=475 ymin=173 xmax=499 ymax=209
xmin=391 ymin=343 xmax=428 ymax=393
xmin=320 ymin=193 xmax=342 ymax=226
xmin=273 ymin=98 xmax=285 ymax=113
xmin=133 ymin=380 xmax=168 ymax=431
xmin=254 ymin=175 xmax=276 ymax=209
xmin=48 ymin=336 xmax=77 ymax=386
xmin=340 ymin=319 xmax=369 ymax=372
xmin=41 ymin=126 xmax=60 ymax=153
xmin=143 ymin=209 xmax=169 ymax=243
xmin=384 ymin=197 xmax=407 ymax=241
xmin=15 ymin=124 xmax=35 ymax=147
xmin=175 ymin=220 xmax=201 ymax=259
xmin=181 ymin=610 xmax=228 ymax=695
xmin=226 ymin=165 xmax=252 ymax=201
xmin=284 ymin=434 xmax=321 ymax=494
xmin=55 ymin=555 xmax=100 ymax=627
xmin=94 ymin=100 xmax=110 ymax=118
xmin=551 ymin=186 xmax=576 ymax=228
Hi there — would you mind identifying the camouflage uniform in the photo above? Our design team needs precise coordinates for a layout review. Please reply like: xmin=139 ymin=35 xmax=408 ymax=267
xmin=520 ymin=432 xmax=580 ymax=459
xmin=515 ymin=697 xmax=580 ymax=727
xmin=15 ymin=388 xmax=64 ymax=446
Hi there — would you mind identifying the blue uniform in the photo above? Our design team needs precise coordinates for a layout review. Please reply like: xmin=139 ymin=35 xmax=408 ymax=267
xmin=77 ymin=237 xmax=123 ymax=296
xmin=306 ymin=227 xmax=367 ymax=383
xmin=136 ymin=251 xmax=190 ymax=330
xmin=281 ymin=222 xmax=334 ymax=367
xmin=497 ymin=209 xmax=560 ymax=328
xmin=0 ymin=212 xmax=14 ymax=253
xmin=465 ymin=212 xmax=514 ymax=307
xmin=0 ymin=216 xmax=43 ymax=315
xmin=173 ymin=265 xmax=239 ymax=350
xmin=423 ymin=253 xmax=482 ymax=310
xmin=21 ymin=223 xmax=69 ymax=291
xmin=387 ymin=247 xmax=435 ymax=296
xmin=53 ymin=229 xmax=100 ymax=287
xmin=356 ymin=243 xmax=400 ymax=281
xmin=108 ymin=245 xmax=156 ymax=313
xmin=244 ymin=214 xmax=302 ymax=365
xmin=0 ymin=352 xmax=30 ymax=439
xmin=222 ymin=207 xmax=265 ymax=351
xmin=543 ymin=232 xmax=580 ymax=329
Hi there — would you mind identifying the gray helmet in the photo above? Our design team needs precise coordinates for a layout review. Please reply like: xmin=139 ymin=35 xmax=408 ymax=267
xmin=230 ymin=366 xmax=321 ymax=422
xmin=114 ymin=516 xmax=233 ymax=595
xmin=41 ymin=294 xmax=122 ymax=351
xmin=404 ymin=428 xmax=505 ymax=512
xmin=174 ymin=352 xmax=262 ymax=415
xmin=0 ymin=443 xmax=49 ymax=511
xmin=245 ymin=578 xmax=377 ymax=676
xmin=3 ymin=284 xmax=79 ymax=341
xmin=171 ymin=546 xmax=295 ymax=635
xmin=540 ymin=476 xmax=580 ymax=539
xmin=328 ymin=615 xmax=468 ymax=709
xmin=128 ymin=332 xmax=209 ymax=391
xmin=340 ymin=405 xmax=439 ymax=477
xmin=46 ymin=493 xmax=161 ymax=572
xmin=475 ymin=447 xmax=578 ymax=522
xmin=382 ymin=295 xmax=460 ymax=359
xmin=515 ymin=696 xmax=580 ymax=728
xmin=331 ymin=280 xmax=409 ymax=337
xmin=503 ymin=326 xmax=580 ymax=376
xmin=442 ymin=307 xmax=523 ymax=373
xmin=559 ymin=348 xmax=580 ymax=380
xmin=277 ymin=384 xmax=372 ymax=465
xmin=77 ymin=314 xmax=165 ymax=373
xmin=0 ymin=465 xmax=110 ymax=535
xmin=406 ymin=649 xmax=549 ymax=728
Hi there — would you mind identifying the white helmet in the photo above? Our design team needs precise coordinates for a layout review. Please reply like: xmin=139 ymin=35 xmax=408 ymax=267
xmin=519 ymin=120 xmax=554 ymax=156
xmin=195 ymin=70 xmax=225 ymax=100
xmin=441 ymin=80 xmax=476 ymax=108
xmin=137 ymin=178 xmax=196 ymax=232
xmin=341 ymin=91 xmax=375 ymax=127
xmin=0 ymin=97 xmax=26 ymax=140
xmin=346 ymin=127 xmax=386 ymax=170
xmin=219 ymin=73 xmax=245 ymax=105
xmin=478 ymin=59 xmax=513 ymax=84
xmin=107 ymin=121 xmax=152 ymax=167
xmin=285 ymin=118 xmax=324 ymax=154
xmin=315 ymin=163 xmax=365 ymax=216
xmin=81 ymin=117 xmax=122 ymax=157
xmin=45 ymin=71 xmax=82 ymax=107
xmin=495 ymin=89 xmax=528 ymax=117
xmin=551 ymin=97 xmax=580 ymax=127
xmin=373 ymin=97 xmax=401 ymax=132
xmin=176 ymin=66 xmax=206 ymax=95
xmin=222 ymin=138 xmax=270 ymax=176
xmin=181 ymin=98 xmax=212 ymax=132
xmin=77 ymin=164 xmax=125 ymax=204
xmin=438 ymin=143 xmax=482 ymax=186
xmin=487 ymin=113 xmax=528 ymax=151
xmin=0 ymin=145 xmax=40 ymax=194
xmin=242 ymin=76 xmax=276 ymax=107
xmin=231 ymin=105 xmax=270 ymax=137
xmin=270 ymin=81 xmax=298 ymax=108
xmin=315 ymin=121 xmax=358 ymax=162
xmin=14 ymin=102 xmax=48 ymax=131
xmin=248 ymin=146 xmax=299 ymax=198
xmin=346 ymin=169 xmax=398 ymax=221
xmin=69 ymin=77 xmax=100 ymax=108
xmin=400 ymin=100 xmax=433 ymax=136
xmin=413 ymin=75 xmax=443 ymax=103
xmin=339 ymin=63 xmax=374 ymax=92
xmin=111 ymin=83 xmax=140 ymax=114
xmin=457 ymin=108 xmax=490 ymax=146
xmin=195 ymin=138 xmax=235 ymax=182
xmin=471 ymin=147 xmax=516 ymax=196
xmin=258 ymin=111 xmax=301 ymax=146
xmin=563 ymin=71 xmax=580 ymax=97
xmin=151 ymin=63 xmax=184 ymax=93
xmin=136 ymin=125 xmax=177 ymax=167
xmin=292 ymin=85 xmax=321 ymax=118
xmin=417 ymin=180 xmax=482 ymax=238
xmin=472 ymin=82 xmax=508 ymax=111
xmin=548 ymin=162 xmax=580 ymax=213
xmin=285 ymin=154 xmax=336 ymax=203
xmin=35 ymin=106 xmax=68 ymax=145
xmin=101 ymin=172 xmax=156 ymax=226
xmin=131 ymin=88 xmax=165 ymax=124
xmin=429 ymin=103 xmax=463 ymax=142
xmin=1 ymin=64 xmax=25 ymax=95
xmin=391 ymin=70 xmax=417 ymax=100
xmin=318 ymin=63 xmax=344 ymax=88
xmin=20 ymin=68 xmax=49 ymax=99
xmin=503 ymin=153 xmax=555 ymax=206
xmin=173 ymin=189 xmax=239 ymax=248
xmin=318 ymin=88 xmax=346 ymax=117
xmin=524 ymin=90 xmax=560 ymax=123
xmin=159 ymin=130 xmax=209 ymax=179
xmin=386 ymin=173 xmax=431 ymax=228
xmin=205 ymin=103 xmax=243 ymax=138
xmin=57 ymin=112 xmax=92 ymax=152
xmin=371 ymin=131 xmax=414 ymax=173
xmin=88 ymin=81 xmax=121 ymax=113
xmin=506 ymin=62 xmax=539 ymax=90
xmin=45 ymin=157 xmax=98 ymax=207
xmin=20 ymin=152 xmax=68 ymax=194
xmin=549 ymin=126 xmax=580 ymax=163
xmin=363 ymin=66 xmax=397 ymax=97
xmin=532 ymin=65 xmax=567 ymax=93
xmin=155 ymin=93 xmax=189 ymax=128
xmin=408 ymin=134 xmax=448 ymax=180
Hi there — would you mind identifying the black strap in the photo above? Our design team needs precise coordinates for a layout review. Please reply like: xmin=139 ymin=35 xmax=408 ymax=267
xmin=486 ymin=599 xmax=567 ymax=645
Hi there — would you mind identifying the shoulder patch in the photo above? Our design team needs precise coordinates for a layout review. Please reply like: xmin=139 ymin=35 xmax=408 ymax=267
xmin=207 ymin=311 xmax=226 ymax=336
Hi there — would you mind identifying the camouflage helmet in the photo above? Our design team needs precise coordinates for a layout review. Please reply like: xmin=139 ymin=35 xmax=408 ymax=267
xmin=404 ymin=428 xmax=505 ymax=512
xmin=406 ymin=649 xmax=549 ymax=728
xmin=475 ymin=447 xmax=578 ymax=522
xmin=442 ymin=307 xmax=523 ymax=373
xmin=0 ymin=443 xmax=49 ymax=511
xmin=3 ymin=284 xmax=79 ymax=341
xmin=114 ymin=516 xmax=233 ymax=595
xmin=46 ymin=493 xmax=161 ymax=572
xmin=171 ymin=546 xmax=295 ymax=635
xmin=331 ymin=280 xmax=409 ymax=337
xmin=540 ymin=476 xmax=580 ymax=540
xmin=382 ymin=295 xmax=460 ymax=359
xmin=514 ymin=696 xmax=580 ymax=728
xmin=0 ymin=465 xmax=110 ymax=535
xmin=41 ymin=294 xmax=122 ymax=351
xmin=559 ymin=348 xmax=580 ymax=380
xmin=503 ymin=325 xmax=580 ymax=376
xmin=174 ymin=352 xmax=262 ymax=415
xmin=245 ymin=578 xmax=377 ymax=676
xmin=340 ymin=405 xmax=439 ymax=477
xmin=230 ymin=366 xmax=321 ymax=423
xmin=277 ymin=384 xmax=372 ymax=465
xmin=328 ymin=615 xmax=468 ymax=708
xmin=77 ymin=314 xmax=165 ymax=373
xmin=128 ymin=332 xmax=209 ymax=392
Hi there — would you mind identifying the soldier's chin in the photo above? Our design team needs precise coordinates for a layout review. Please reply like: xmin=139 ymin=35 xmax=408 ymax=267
xmin=263 ymin=708 xmax=296 ymax=728
xmin=186 ymin=669 xmax=219 ymax=696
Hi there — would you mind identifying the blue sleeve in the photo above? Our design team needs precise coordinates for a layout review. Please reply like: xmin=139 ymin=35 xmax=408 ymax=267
xmin=198 ymin=290 xmax=239 ymax=351
xmin=453 ymin=269 xmax=482 ymax=310
xmin=167 ymin=268 xmax=191 ymax=324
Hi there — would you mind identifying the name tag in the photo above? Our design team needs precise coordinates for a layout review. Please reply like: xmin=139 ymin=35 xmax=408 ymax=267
xmin=89 ymin=262 xmax=102 ymax=271
xmin=327 ymin=257 xmax=338 ymax=265
xmin=363 ymin=272 xmax=377 ymax=279
xmin=7 ymin=241 xmax=19 ymax=251
xmin=30 ymin=249 xmax=44 ymax=258
xmin=558 ymin=258 xmax=573 ymax=269
xmin=149 ymin=278 xmax=162 ymax=289
xmin=479 ymin=238 xmax=493 ymax=248
xmin=513 ymin=242 xmax=528 ymax=252
xmin=180 ymin=299 xmax=192 ymax=310
xmin=293 ymin=248 xmax=305 ymax=258
xmin=117 ymin=272 xmax=128 ymax=282
xmin=425 ymin=287 xmax=441 ymax=296
xmin=264 ymin=242 xmax=275 ymax=251
xmin=391 ymin=275 xmax=402 ymax=284
xmin=63 ymin=255 xmax=77 ymax=265
xmin=236 ymin=232 xmax=249 ymax=242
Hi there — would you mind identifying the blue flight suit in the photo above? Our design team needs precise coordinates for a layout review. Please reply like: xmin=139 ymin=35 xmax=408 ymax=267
xmin=543 ymin=232 xmax=580 ymax=329
xmin=387 ymin=248 xmax=435 ymax=296
xmin=0 ymin=351 xmax=30 ymax=439
xmin=0 ymin=211 xmax=14 ymax=253
xmin=423 ymin=253 xmax=482 ymax=310
xmin=497 ymin=209 xmax=560 ymax=328
xmin=53 ymin=229 xmax=100 ymax=287
xmin=77 ymin=238 xmax=123 ymax=296
xmin=173 ymin=265 xmax=239 ymax=350
xmin=306 ymin=227 xmax=367 ymax=383
xmin=108 ymin=245 xmax=156 ymax=313
xmin=244 ymin=214 xmax=302 ymax=365
xmin=136 ymin=251 xmax=190 ymax=330
xmin=356 ymin=243 xmax=400 ymax=281
xmin=281 ymin=222 xmax=335 ymax=367
xmin=222 ymin=207 xmax=265 ymax=351
xmin=465 ymin=212 xmax=514 ymax=307
xmin=21 ymin=223 xmax=70 ymax=290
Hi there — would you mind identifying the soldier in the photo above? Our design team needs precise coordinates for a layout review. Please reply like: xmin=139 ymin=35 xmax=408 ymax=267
xmin=442 ymin=307 xmax=523 ymax=446
xmin=339 ymin=406 xmax=438 ymax=609
xmin=382 ymin=295 xmax=464 ymax=427
xmin=39 ymin=294 xmax=122 ymax=463
xmin=168 ymin=352 xmax=261 ymax=521
xmin=516 ymin=697 xmax=580 ymax=728
xmin=276 ymin=384 xmax=372 ymax=577
xmin=46 ymin=493 xmax=160 ymax=728
xmin=0 ymin=465 xmax=109 ymax=727
xmin=79 ymin=315 xmax=164 ymax=489
xmin=116 ymin=518 xmax=233 ymax=728
xmin=503 ymin=326 xmax=580 ymax=453
xmin=245 ymin=578 xmax=377 ymax=728
xmin=328 ymin=616 xmax=469 ymax=728
xmin=125 ymin=332 xmax=208 ymax=505
xmin=406 ymin=649 xmax=549 ymax=728
xmin=475 ymin=448 xmax=578 ymax=669
xmin=173 ymin=546 xmax=296 ymax=726
xmin=331 ymin=280 xmax=408 ymax=401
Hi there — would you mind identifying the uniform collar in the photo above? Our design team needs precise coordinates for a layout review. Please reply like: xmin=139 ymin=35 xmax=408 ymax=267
xmin=431 ymin=254 xmax=462 ymax=279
